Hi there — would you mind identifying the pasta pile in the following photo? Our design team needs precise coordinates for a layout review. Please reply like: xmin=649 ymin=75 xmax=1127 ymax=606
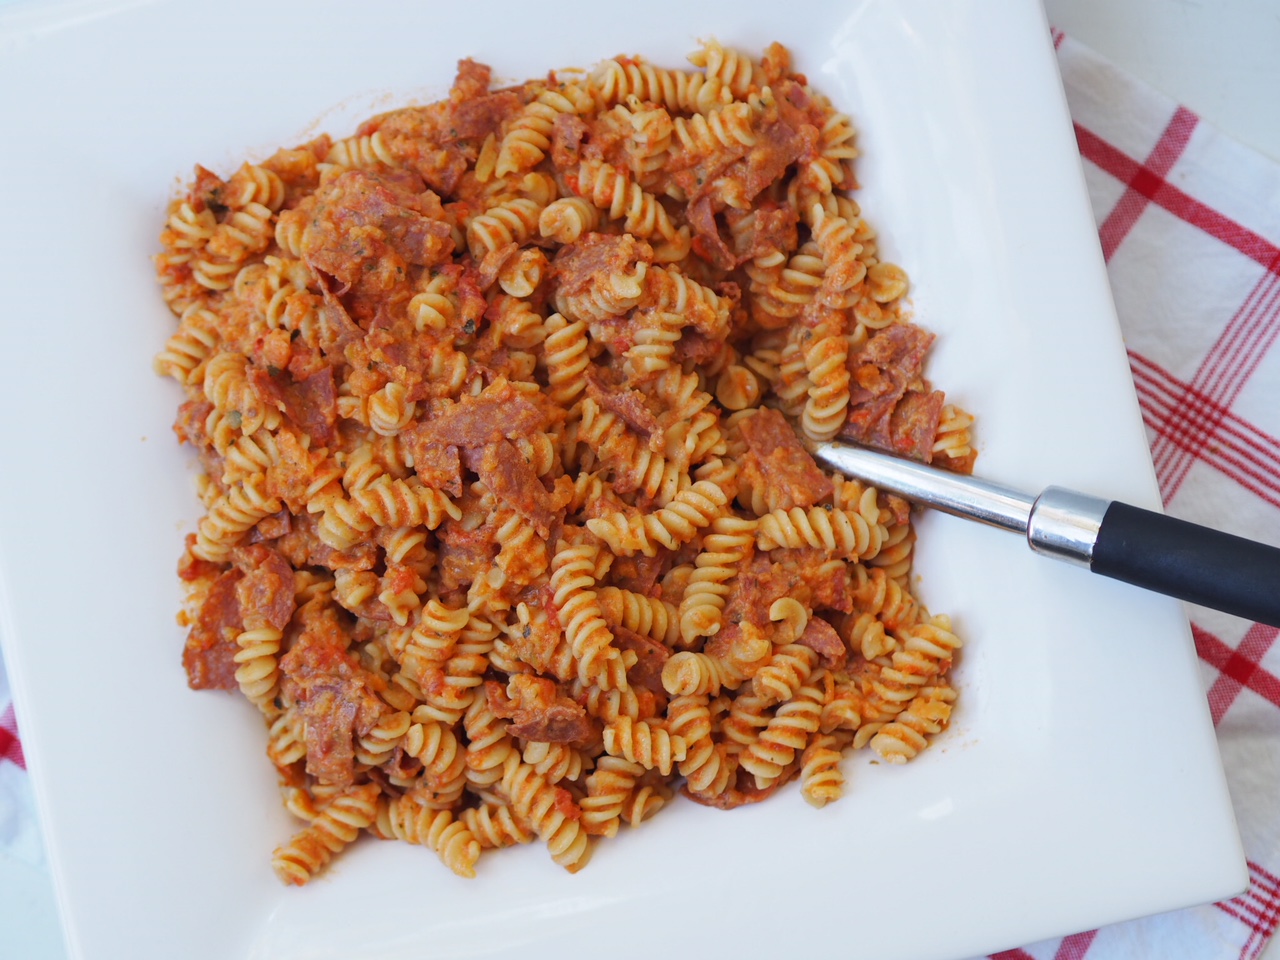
xmin=154 ymin=41 xmax=975 ymax=885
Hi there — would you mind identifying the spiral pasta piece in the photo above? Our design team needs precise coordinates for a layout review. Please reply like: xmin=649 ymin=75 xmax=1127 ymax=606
xmin=266 ymin=708 xmax=307 ymax=768
xmin=521 ymin=740 xmax=590 ymax=784
xmin=351 ymin=476 xmax=461 ymax=529
xmin=203 ymin=352 xmax=274 ymax=435
xmin=671 ymin=100 xmax=758 ymax=155
xmin=192 ymin=473 xmax=281 ymax=562
xmin=589 ymin=57 xmax=731 ymax=114
xmin=408 ymin=271 xmax=457 ymax=332
xmin=577 ymin=399 xmax=682 ymax=507
xmin=800 ymin=733 xmax=847 ymax=807
xmin=552 ymin=254 xmax=648 ymax=324
xmin=549 ymin=541 xmax=628 ymax=690
xmin=596 ymin=586 xmax=679 ymax=647
xmin=355 ymin=709 xmax=412 ymax=767
xmin=542 ymin=312 xmax=590 ymax=409
xmin=602 ymin=717 xmax=687 ymax=777
xmin=587 ymin=480 xmax=728 ymax=557
xmin=802 ymin=334 xmax=851 ymax=441
xmin=667 ymin=695 xmax=733 ymax=797
xmin=809 ymin=205 xmax=868 ymax=307
xmin=538 ymin=196 xmax=601 ymax=244
xmin=501 ymin=760 xmax=591 ymax=872
xmin=851 ymin=564 xmax=920 ymax=630
xmin=677 ymin=515 xmax=757 ymax=645
xmin=462 ymin=690 xmax=518 ymax=791
xmin=767 ymin=598 xmax=810 ymax=645
xmin=573 ymin=160 xmax=682 ymax=244
xmin=496 ymin=83 xmax=593 ymax=177
xmin=403 ymin=718 xmax=467 ymax=803
xmin=271 ymin=784 xmax=379 ymax=886
xmin=868 ymin=682 xmax=956 ymax=764
xmin=233 ymin=625 xmax=282 ymax=716
xmin=153 ymin=306 xmax=219 ymax=385
xmin=398 ymin=599 xmax=470 ymax=673
xmin=687 ymin=39 xmax=760 ymax=98
xmin=751 ymin=643 xmax=820 ymax=703
xmin=161 ymin=200 xmax=217 ymax=251
xmin=204 ymin=201 xmax=275 ymax=263
xmin=720 ymin=693 xmax=774 ymax=755
xmin=579 ymin=756 xmax=644 ymax=838
xmin=933 ymin=403 xmax=975 ymax=465
xmin=467 ymin=197 xmax=545 ymax=259
xmin=461 ymin=803 xmax=534 ymax=850
xmin=661 ymin=651 xmax=731 ymax=697
xmin=740 ymin=681 xmax=824 ymax=788
xmin=624 ymin=310 xmax=685 ymax=379
xmin=642 ymin=265 xmax=732 ymax=337
xmin=326 ymin=131 xmax=398 ymax=169
xmin=377 ymin=793 xmax=481 ymax=878
xmin=366 ymin=382 xmax=416 ymax=437
xmin=756 ymin=506 xmax=884 ymax=559
xmin=869 ymin=521 xmax=915 ymax=582
xmin=225 ymin=162 xmax=287 ymax=211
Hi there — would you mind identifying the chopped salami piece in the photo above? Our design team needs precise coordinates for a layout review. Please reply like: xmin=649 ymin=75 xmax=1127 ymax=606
xmin=249 ymin=366 xmax=338 ymax=447
xmin=551 ymin=113 xmax=590 ymax=169
xmin=489 ymin=675 xmax=596 ymax=745
xmin=183 ymin=569 xmax=244 ymax=691
xmin=606 ymin=554 xmax=666 ymax=597
xmin=279 ymin=604 xmax=386 ymax=787
xmin=434 ymin=520 xmax=496 ymax=595
xmin=173 ymin=399 xmax=214 ymax=450
xmin=301 ymin=170 xmax=454 ymax=290
xmin=552 ymin=233 xmax=653 ymax=302
xmin=451 ymin=89 xmax=522 ymax=142
xmin=846 ymin=324 xmax=934 ymax=406
xmin=611 ymin=625 xmax=671 ymax=695
xmin=738 ymin=407 xmax=832 ymax=509
xmin=402 ymin=379 xmax=550 ymax=450
xmin=672 ymin=327 xmax=724 ymax=367
xmin=796 ymin=616 xmax=848 ymax=671
xmin=463 ymin=440 xmax=559 ymax=536
xmin=299 ymin=683 xmax=359 ymax=785
xmin=233 ymin=545 xmax=298 ymax=631
xmin=247 ymin=509 xmax=292 ymax=544
xmin=733 ymin=202 xmax=798 ymax=261
xmin=688 ymin=196 xmax=735 ymax=271
xmin=586 ymin=368 xmax=659 ymax=438
xmin=449 ymin=58 xmax=493 ymax=104
xmin=877 ymin=388 xmax=946 ymax=463
xmin=682 ymin=765 xmax=791 ymax=809
xmin=412 ymin=442 xmax=463 ymax=498
xmin=841 ymin=323 xmax=945 ymax=462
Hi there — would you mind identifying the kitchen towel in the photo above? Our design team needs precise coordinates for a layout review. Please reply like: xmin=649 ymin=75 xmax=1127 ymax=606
xmin=975 ymin=29 xmax=1280 ymax=960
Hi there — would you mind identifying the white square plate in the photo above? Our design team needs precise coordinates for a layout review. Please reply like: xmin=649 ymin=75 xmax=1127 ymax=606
xmin=0 ymin=1 xmax=1246 ymax=958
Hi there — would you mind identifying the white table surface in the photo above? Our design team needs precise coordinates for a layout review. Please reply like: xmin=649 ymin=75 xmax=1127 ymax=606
xmin=1 ymin=0 xmax=1278 ymax=957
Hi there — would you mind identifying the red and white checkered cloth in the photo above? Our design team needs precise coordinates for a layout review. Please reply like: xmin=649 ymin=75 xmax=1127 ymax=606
xmin=975 ymin=30 xmax=1280 ymax=960
xmin=0 ymin=654 xmax=40 ymax=868
xmin=0 ymin=27 xmax=1278 ymax=960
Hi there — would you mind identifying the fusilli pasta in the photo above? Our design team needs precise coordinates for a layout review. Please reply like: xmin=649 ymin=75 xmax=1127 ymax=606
xmin=156 ymin=42 xmax=972 ymax=889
